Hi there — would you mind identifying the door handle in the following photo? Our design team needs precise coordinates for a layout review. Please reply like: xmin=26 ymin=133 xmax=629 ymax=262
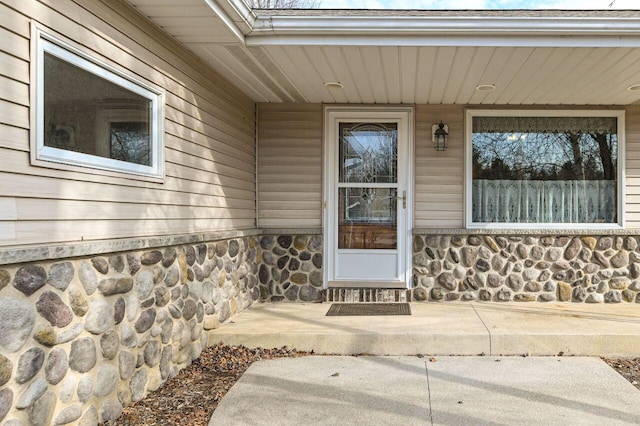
xmin=395 ymin=190 xmax=406 ymax=209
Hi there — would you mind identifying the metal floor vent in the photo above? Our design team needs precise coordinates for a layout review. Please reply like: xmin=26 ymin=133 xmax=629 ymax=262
xmin=326 ymin=303 xmax=411 ymax=317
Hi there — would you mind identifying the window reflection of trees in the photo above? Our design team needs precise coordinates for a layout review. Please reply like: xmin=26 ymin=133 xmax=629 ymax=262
xmin=340 ymin=123 xmax=397 ymax=184
xmin=339 ymin=123 xmax=398 ymax=223
xmin=471 ymin=116 xmax=618 ymax=224
xmin=110 ymin=122 xmax=150 ymax=166
xmin=472 ymin=130 xmax=617 ymax=181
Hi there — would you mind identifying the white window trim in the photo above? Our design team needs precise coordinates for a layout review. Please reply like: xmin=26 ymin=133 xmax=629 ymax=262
xmin=31 ymin=26 xmax=164 ymax=180
xmin=464 ymin=109 xmax=625 ymax=230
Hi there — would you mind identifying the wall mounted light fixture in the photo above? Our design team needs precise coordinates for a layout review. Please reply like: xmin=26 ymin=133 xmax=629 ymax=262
xmin=432 ymin=121 xmax=448 ymax=151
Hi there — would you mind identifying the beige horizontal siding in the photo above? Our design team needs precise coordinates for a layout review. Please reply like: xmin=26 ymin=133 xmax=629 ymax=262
xmin=625 ymin=106 xmax=640 ymax=228
xmin=0 ymin=0 xmax=256 ymax=247
xmin=0 ymin=150 xmax=255 ymax=201
xmin=0 ymin=26 xmax=29 ymax=61
xmin=8 ymin=198 xmax=253 ymax=220
xmin=164 ymin=122 xmax=254 ymax=163
xmin=257 ymin=103 xmax=323 ymax=228
xmin=0 ymin=171 xmax=253 ymax=208
xmin=0 ymin=3 xmax=29 ymax=38
xmin=0 ymin=99 xmax=29 ymax=128
xmin=0 ymin=77 xmax=28 ymax=106
xmin=0 ymin=223 xmax=15 ymax=241
xmin=12 ymin=218 xmax=255 ymax=246
xmin=0 ymin=51 xmax=29 ymax=84
xmin=414 ymin=105 xmax=465 ymax=228
xmin=0 ymin=198 xmax=17 ymax=220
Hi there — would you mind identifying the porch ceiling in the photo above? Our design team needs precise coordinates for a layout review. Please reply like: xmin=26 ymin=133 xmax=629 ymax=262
xmin=126 ymin=1 xmax=640 ymax=105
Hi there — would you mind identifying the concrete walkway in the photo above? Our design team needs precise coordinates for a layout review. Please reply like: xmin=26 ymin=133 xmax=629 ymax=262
xmin=209 ymin=356 xmax=640 ymax=425
xmin=208 ymin=302 xmax=640 ymax=356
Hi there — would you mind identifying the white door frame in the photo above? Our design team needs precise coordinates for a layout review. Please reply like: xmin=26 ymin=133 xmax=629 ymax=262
xmin=323 ymin=106 xmax=414 ymax=289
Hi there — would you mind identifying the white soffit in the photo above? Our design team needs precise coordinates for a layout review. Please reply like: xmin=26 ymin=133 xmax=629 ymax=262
xmin=127 ymin=0 xmax=252 ymax=43
xmin=126 ymin=2 xmax=640 ymax=105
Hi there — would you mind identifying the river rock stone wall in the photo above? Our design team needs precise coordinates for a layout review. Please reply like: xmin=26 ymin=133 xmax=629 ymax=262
xmin=6 ymin=230 xmax=639 ymax=423
xmin=258 ymin=235 xmax=323 ymax=302
xmin=0 ymin=237 xmax=259 ymax=425
xmin=413 ymin=235 xmax=640 ymax=303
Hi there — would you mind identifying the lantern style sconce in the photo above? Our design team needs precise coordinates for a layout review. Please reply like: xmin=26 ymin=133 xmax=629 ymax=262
xmin=432 ymin=121 xmax=448 ymax=151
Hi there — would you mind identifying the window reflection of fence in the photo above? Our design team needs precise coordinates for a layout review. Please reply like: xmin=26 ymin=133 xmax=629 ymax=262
xmin=472 ymin=180 xmax=616 ymax=224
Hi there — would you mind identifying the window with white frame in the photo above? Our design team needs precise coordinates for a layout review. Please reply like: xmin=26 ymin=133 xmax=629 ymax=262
xmin=33 ymin=30 xmax=163 ymax=179
xmin=466 ymin=110 xmax=623 ymax=228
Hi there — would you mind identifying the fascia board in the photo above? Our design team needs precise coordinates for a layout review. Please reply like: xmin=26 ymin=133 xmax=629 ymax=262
xmin=204 ymin=0 xmax=255 ymax=42
xmin=245 ymin=34 xmax=640 ymax=48
xmin=247 ymin=15 xmax=640 ymax=47
xmin=251 ymin=16 xmax=640 ymax=34
xmin=224 ymin=0 xmax=257 ymax=31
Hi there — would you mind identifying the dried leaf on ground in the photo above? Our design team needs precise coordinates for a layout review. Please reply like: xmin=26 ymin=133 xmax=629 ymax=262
xmin=603 ymin=357 xmax=640 ymax=391
xmin=108 ymin=343 xmax=311 ymax=426
xmin=106 ymin=346 xmax=640 ymax=425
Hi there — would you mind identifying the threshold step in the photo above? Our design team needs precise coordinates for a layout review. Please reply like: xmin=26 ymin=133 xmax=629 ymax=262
xmin=323 ymin=288 xmax=412 ymax=303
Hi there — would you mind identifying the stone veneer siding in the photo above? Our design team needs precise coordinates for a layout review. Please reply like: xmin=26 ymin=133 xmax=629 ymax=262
xmin=413 ymin=234 xmax=640 ymax=303
xmin=0 ymin=237 xmax=259 ymax=425
xmin=258 ymin=235 xmax=324 ymax=303
xmin=5 ymin=230 xmax=640 ymax=423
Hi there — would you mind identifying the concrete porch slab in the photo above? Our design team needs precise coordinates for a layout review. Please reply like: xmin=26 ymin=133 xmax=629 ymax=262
xmin=207 ymin=302 xmax=640 ymax=356
xmin=473 ymin=302 xmax=640 ymax=356
xmin=208 ymin=302 xmax=489 ymax=355
xmin=209 ymin=356 xmax=640 ymax=426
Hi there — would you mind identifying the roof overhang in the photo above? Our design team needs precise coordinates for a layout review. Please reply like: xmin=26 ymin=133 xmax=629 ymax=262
xmin=125 ymin=2 xmax=640 ymax=105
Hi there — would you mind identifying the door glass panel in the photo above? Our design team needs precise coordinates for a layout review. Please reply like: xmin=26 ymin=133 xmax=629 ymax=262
xmin=339 ymin=123 xmax=397 ymax=183
xmin=338 ymin=187 xmax=397 ymax=249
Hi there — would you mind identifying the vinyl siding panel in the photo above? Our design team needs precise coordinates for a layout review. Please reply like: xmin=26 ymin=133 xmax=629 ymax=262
xmin=257 ymin=103 xmax=323 ymax=228
xmin=0 ymin=51 xmax=29 ymax=84
xmin=414 ymin=105 xmax=465 ymax=228
xmin=0 ymin=0 xmax=255 ymax=247
xmin=0 ymin=26 xmax=30 ymax=61
xmin=0 ymin=99 xmax=29 ymax=128
xmin=0 ymin=3 xmax=29 ymax=38
xmin=624 ymin=106 xmax=640 ymax=228
xmin=0 ymin=170 xmax=252 ymax=208
xmin=0 ymin=77 xmax=28 ymax=106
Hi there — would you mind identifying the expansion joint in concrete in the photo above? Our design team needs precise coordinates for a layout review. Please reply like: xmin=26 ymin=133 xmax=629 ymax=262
xmin=472 ymin=304 xmax=493 ymax=356
xmin=424 ymin=360 xmax=434 ymax=426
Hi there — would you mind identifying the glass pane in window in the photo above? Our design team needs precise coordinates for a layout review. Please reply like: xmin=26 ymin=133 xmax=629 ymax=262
xmin=44 ymin=53 xmax=152 ymax=166
xmin=339 ymin=123 xmax=397 ymax=183
xmin=471 ymin=116 xmax=618 ymax=224
xmin=110 ymin=122 xmax=150 ymax=165
xmin=338 ymin=187 xmax=397 ymax=249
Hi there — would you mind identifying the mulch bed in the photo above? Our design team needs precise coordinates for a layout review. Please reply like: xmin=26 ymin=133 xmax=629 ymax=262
xmin=108 ymin=344 xmax=640 ymax=425
xmin=108 ymin=344 xmax=312 ymax=426
xmin=602 ymin=357 xmax=640 ymax=391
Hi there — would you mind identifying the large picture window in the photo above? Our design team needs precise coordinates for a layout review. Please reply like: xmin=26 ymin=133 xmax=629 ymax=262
xmin=33 ymin=29 xmax=163 ymax=179
xmin=466 ymin=111 xmax=623 ymax=228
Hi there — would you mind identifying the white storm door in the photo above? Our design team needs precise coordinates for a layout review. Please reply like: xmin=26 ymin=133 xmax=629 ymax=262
xmin=325 ymin=108 xmax=413 ymax=288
